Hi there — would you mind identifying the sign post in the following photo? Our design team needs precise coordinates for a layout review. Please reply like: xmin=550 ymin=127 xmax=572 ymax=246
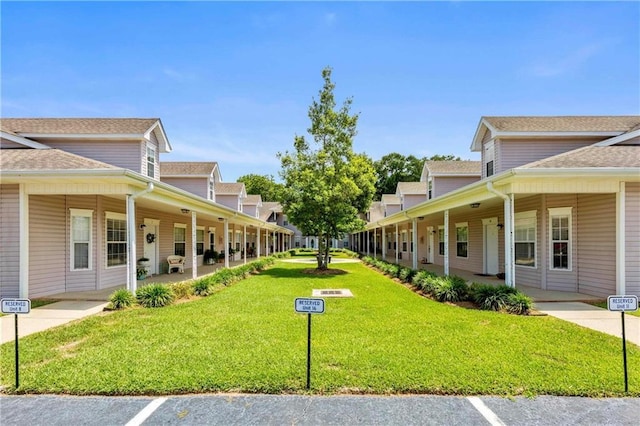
xmin=1 ymin=298 xmax=31 ymax=389
xmin=607 ymin=295 xmax=638 ymax=393
xmin=294 ymin=298 xmax=325 ymax=390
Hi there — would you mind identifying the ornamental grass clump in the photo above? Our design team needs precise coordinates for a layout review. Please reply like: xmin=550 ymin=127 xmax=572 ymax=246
xmin=399 ymin=267 xmax=416 ymax=284
xmin=170 ymin=281 xmax=194 ymax=299
xmin=469 ymin=283 xmax=516 ymax=312
xmin=193 ymin=278 xmax=214 ymax=297
xmin=108 ymin=289 xmax=135 ymax=310
xmin=506 ymin=292 xmax=533 ymax=315
xmin=136 ymin=283 xmax=174 ymax=308
xmin=432 ymin=276 xmax=468 ymax=302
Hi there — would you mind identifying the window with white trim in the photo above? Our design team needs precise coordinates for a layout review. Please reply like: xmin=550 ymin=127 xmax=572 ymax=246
xmin=208 ymin=177 xmax=214 ymax=200
xmin=174 ymin=224 xmax=186 ymax=257
xmin=70 ymin=209 xmax=92 ymax=270
xmin=209 ymin=228 xmax=216 ymax=251
xmin=428 ymin=178 xmax=433 ymax=199
xmin=402 ymin=231 xmax=407 ymax=252
xmin=196 ymin=227 xmax=205 ymax=256
xmin=549 ymin=207 xmax=572 ymax=270
xmin=456 ymin=222 xmax=468 ymax=258
xmin=438 ymin=226 xmax=445 ymax=256
xmin=106 ymin=212 xmax=127 ymax=267
xmin=515 ymin=211 xmax=536 ymax=267
xmin=146 ymin=145 xmax=155 ymax=179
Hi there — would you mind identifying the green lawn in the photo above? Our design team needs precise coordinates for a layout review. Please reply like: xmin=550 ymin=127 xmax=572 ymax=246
xmin=1 ymin=260 xmax=638 ymax=396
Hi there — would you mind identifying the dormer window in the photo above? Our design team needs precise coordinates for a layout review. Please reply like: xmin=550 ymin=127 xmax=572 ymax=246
xmin=146 ymin=145 xmax=156 ymax=178
xmin=208 ymin=177 xmax=214 ymax=201
xmin=428 ymin=178 xmax=433 ymax=199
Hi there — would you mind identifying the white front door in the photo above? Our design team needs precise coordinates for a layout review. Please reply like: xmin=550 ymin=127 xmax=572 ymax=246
xmin=427 ymin=226 xmax=434 ymax=264
xmin=143 ymin=219 xmax=159 ymax=275
xmin=482 ymin=217 xmax=499 ymax=275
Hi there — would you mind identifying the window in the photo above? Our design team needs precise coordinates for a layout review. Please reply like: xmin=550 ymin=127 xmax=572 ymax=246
xmin=106 ymin=212 xmax=127 ymax=267
xmin=146 ymin=145 xmax=155 ymax=178
xmin=484 ymin=141 xmax=495 ymax=178
xmin=515 ymin=211 xmax=536 ymax=267
xmin=208 ymin=178 xmax=214 ymax=200
xmin=196 ymin=228 xmax=204 ymax=255
xmin=438 ymin=227 xmax=445 ymax=256
xmin=549 ymin=207 xmax=572 ymax=270
xmin=209 ymin=229 xmax=216 ymax=251
xmin=402 ymin=231 xmax=407 ymax=252
xmin=70 ymin=209 xmax=92 ymax=270
xmin=456 ymin=222 xmax=468 ymax=258
xmin=174 ymin=224 xmax=186 ymax=256
xmin=428 ymin=178 xmax=433 ymax=199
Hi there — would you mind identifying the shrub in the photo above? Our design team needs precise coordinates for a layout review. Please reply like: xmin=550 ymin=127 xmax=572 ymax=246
xmin=399 ymin=267 xmax=416 ymax=284
xmin=136 ymin=284 xmax=174 ymax=308
xmin=470 ymin=284 xmax=516 ymax=311
xmin=109 ymin=289 xmax=135 ymax=310
xmin=170 ymin=281 xmax=194 ymax=299
xmin=433 ymin=276 xmax=468 ymax=302
xmin=193 ymin=279 xmax=213 ymax=297
xmin=423 ymin=275 xmax=441 ymax=295
xmin=506 ymin=292 xmax=533 ymax=315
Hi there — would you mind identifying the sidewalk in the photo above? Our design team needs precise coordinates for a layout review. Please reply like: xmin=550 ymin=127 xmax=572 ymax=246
xmin=535 ymin=302 xmax=640 ymax=346
xmin=0 ymin=300 xmax=108 ymax=344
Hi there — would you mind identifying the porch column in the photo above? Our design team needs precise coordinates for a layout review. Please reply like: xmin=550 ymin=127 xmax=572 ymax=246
xmin=243 ymin=225 xmax=247 ymax=264
xmin=19 ymin=184 xmax=29 ymax=298
xmin=191 ymin=211 xmax=197 ymax=279
xmin=272 ymin=230 xmax=276 ymax=253
xmin=373 ymin=228 xmax=378 ymax=259
xmin=366 ymin=230 xmax=370 ymax=257
xmin=257 ymin=226 xmax=261 ymax=258
xmin=412 ymin=218 xmax=418 ymax=270
xmin=223 ymin=219 xmax=229 ymax=268
xmin=382 ymin=227 xmax=387 ymax=260
xmin=444 ymin=210 xmax=449 ymax=276
xmin=617 ymin=182 xmax=626 ymax=294
xmin=126 ymin=183 xmax=154 ymax=293
xmin=395 ymin=224 xmax=399 ymax=264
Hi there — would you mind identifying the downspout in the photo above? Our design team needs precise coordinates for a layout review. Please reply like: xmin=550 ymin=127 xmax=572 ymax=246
xmin=487 ymin=181 xmax=514 ymax=288
xmin=127 ymin=182 xmax=154 ymax=293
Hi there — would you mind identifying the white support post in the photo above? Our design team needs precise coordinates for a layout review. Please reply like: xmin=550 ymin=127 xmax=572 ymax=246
xmin=382 ymin=227 xmax=386 ymax=260
xmin=243 ymin=225 xmax=247 ymax=264
xmin=126 ymin=194 xmax=136 ymax=292
xmin=395 ymin=224 xmax=399 ymax=264
xmin=412 ymin=218 xmax=418 ymax=270
xmin=257 ymin=227 xmax=261 ymax=258
xmin=617 ymin=182 xmax=626 ymax=294
xmin=191 ymin=211 xmax=197 ymax=279
xmin=444 ymin=210 xmax=449 ymax=276
xmin=223 ymin=219 xmax=229 ymax=268
xmin=373 ymin=228 xmax=378 ymax=259
xmin=19 ymin=184 xmax=29 ymax=298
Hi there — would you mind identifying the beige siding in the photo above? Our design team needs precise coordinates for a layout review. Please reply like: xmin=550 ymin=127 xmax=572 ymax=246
xmin=216 ymin=194 xmax=239 ymax=211
xmin=44 ymin=140 xmax=142 ymax=172
xmin=576 ymin=194 xmax=616 ymax=297
xmin=434 ymin=176 xmax=480 ymax=198
xmin=160 ymin=177 xmax=208 ymax=199
xmin=626 ymin=183 xmax=640 ymax=296
xmin=0 ymin=185 xmax=20 ymax=297
xmin=499 ymin=139 xmax=594 ymax=173
xmin=0 ymin=140 xmax=26 ymax=148
xmin=29 ymin=195 xmax=67 ymax=297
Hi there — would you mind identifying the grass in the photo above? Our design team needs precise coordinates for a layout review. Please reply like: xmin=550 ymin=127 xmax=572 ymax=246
xmin=1 ymin=261 xmax=638 ymax=396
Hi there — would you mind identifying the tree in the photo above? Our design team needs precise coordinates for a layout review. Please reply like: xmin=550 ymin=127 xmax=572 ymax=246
xmin=237 ymin=174 xmax=284 ymax=202
xmin=373 ymin=153 xmax=462 ymax=200
xmin=278 ymin=67 xmax=375 ymax=269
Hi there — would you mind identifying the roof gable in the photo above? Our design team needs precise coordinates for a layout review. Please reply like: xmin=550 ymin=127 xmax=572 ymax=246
xmin=471 ymin=116 xmax=640 ymax=151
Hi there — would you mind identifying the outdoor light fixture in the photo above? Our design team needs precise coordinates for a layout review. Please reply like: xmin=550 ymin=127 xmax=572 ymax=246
xmin=181 ymin=208 xmax=190 ymax=214
xmin=418 ymin=216 xmax=424 ymax=220
xmin=470 ymin=203 xmax=481 ymax=208
xmin=139 ymin=224 xmax=146 ymax=230
xmin=497 ymin=223 xmax=504 ymax=230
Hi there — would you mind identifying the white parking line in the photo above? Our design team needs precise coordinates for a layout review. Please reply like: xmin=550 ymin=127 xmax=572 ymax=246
xmin=467 ymin=397 xmax=506 ymax=426
xmin=126 ymin=397 xmax=168 ymax=426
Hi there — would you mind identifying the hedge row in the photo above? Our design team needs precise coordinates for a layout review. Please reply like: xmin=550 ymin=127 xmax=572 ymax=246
xmin=108 ymin=253 xmax=287 ymax=309
xmin=361 ymin=256 xmax=533 ymax=315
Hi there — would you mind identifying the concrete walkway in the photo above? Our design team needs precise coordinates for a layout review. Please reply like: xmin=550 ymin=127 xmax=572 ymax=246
xmin=535 ymin=302 xmax=640 ymax=346
xmin=0 ymin=300 xmax=108 ymax=344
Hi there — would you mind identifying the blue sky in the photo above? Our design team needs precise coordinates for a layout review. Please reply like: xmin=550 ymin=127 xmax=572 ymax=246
xmin=2 ymin=1 xmax=639 ymax=182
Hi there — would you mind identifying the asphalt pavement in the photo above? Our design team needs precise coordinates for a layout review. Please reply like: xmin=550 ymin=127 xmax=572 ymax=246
xmin=1 ymin=394 xmax=639 ymax=426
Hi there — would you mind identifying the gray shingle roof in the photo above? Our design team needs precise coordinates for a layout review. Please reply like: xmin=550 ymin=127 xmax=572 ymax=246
xmin=160 ymin=162 xmax=217 ymax=176
xmin=424 ymin=160 xmax=481 ymax=175
xmin=0 ymin=149 xmax=118 ymax=171
xmin=244 ymin=194 xmax=263 ymax=205
xmin=483 ymin=116 xmax=640 ymax=133
xmin=381 ymin=194 xmax=401 ymax=205
xmin=521 ymin=146 xmax=640 ymax=169
xmin=214 ymin=182 xmax=245 ymax=194
xmin=0 ymin=118 xmax=160 ymax=135
xmin=396 ymin=182 xmax=427 ymax=194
